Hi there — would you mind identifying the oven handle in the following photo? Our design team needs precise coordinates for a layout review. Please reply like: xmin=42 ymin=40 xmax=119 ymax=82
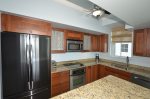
xmin=70 ymin=73 xmax=85 ymax=76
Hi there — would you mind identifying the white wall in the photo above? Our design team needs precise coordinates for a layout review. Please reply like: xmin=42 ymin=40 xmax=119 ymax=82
xmin=52 ymin=52 xmax=98 ymax=62
xmin=0 ymin=0 xmax=110 ymax=33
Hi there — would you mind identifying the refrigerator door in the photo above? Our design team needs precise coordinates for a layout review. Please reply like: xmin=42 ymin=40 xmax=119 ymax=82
xmin=2 ymin=32 xmax=51 ymax=99
xmin=1 ymin=32 xmax=29 ymax=98
xmin=29 ymin=35 xmax=50 ymax=95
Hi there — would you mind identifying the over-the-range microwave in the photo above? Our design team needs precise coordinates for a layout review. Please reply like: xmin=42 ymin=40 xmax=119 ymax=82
xmin=67 ymin=39 xmax=83 ymax=52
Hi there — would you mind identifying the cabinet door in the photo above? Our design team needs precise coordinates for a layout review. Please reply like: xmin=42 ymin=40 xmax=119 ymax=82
xmin=2 ymin=33 xmax=29 ymax=98
xmin=83 ymin=35 xmax=91 ymax=51
xmin=51 ymin=29 xmax=66 ymax=53
xmin=51 ymin=71 xmax=70 ymax=97
xmin=91 ymin=35 xmax=99 ymax=51
xmin=1 ymin=14 xmax=51 ymax=36
xmin=98 ymin=65 xmax=106 ymax=79
xmin=66 ymin=31 xmax=83 ymax=40
xmin=105 ymin=67 xmax=131 ymax=81
xmin=60 ymin=71 xmax=70 ymax=93
xmin=99 ymin=34 xmax=108 ymax=52
xmin=133 ymin=29 xmax=147 ymax=56
xmin=51 ymin=72 xmax=61 ymax=97
xmin=85 ymin=66 xmax=92 ymax=84
xmin=146 ymin=29 xmax=150 ymax=56
xmin=91 ymin=65 xmax=99 ymax=81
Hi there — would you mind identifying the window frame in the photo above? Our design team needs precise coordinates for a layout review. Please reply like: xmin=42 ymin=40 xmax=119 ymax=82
xmin=111 ymin=42 xmax=133 ymax=58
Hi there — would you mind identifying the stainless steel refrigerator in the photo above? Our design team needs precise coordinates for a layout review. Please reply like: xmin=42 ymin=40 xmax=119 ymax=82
xmin=1 ymin=32 xmax=51 ymax=99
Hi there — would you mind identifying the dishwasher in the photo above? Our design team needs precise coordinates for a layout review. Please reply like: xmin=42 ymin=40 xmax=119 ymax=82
xmin=131 ymin=74 xmax=150 ymax=89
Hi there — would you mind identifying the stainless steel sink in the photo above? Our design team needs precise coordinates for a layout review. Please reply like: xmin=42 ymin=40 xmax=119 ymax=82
xmin=111 ymin=63 xmax=127 ymax=70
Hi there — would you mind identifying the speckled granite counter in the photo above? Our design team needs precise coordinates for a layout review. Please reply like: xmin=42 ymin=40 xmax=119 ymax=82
xmin=51 ymin=58 xmax=150 ymax=78
xmin=51 ymin=75 xmax=150 ymax=99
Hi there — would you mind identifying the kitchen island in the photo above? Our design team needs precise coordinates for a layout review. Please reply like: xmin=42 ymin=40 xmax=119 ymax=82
xmin=51 ymin=75 xmax=150 ymax=99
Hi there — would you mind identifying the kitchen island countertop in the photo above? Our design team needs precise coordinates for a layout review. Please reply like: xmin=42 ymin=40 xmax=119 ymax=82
xmin=51 ymin=75 xmax=150 ymax=99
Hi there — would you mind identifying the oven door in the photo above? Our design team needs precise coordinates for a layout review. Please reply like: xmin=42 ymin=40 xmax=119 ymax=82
xmin=67 ymin=40 xmax=83 ymax=52
xmin=70 ymin=74 xmax=85 ymax=90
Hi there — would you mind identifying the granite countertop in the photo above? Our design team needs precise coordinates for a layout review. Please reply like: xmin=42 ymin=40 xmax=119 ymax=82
xmin=51 ymin=59 xmax=150 ymax=78
xmin=51 ymin=75 xmax=150 ymax=99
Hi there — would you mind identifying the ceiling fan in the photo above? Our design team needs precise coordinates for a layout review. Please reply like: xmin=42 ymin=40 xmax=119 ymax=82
xmin=87 ymin=5 xmax=111 ymax=19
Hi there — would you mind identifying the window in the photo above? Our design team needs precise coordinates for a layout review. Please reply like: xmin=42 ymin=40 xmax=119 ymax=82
xmin=114 ymin=43 xmax=132 ymax=57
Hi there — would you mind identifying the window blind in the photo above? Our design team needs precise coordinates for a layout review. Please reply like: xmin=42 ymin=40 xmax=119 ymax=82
xmin=112 ymin=27 xmax=132 ymax=42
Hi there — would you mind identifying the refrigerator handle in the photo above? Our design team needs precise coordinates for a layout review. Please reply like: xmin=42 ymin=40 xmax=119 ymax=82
xmin=29 ymin=35 xmax=34 ymax=90
xmin=26 ymin=35 xmax=31 ymax=90
xmin=26 ymin=35 xmax=33 ymax=90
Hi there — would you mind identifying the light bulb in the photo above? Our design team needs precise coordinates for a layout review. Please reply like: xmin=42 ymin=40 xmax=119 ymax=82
xmin=93 ymin=10 xmax=103 ymax=17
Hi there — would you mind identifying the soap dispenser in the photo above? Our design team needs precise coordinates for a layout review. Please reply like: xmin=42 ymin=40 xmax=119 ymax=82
xmin=95 ymin=53 xmax=100 ymax=64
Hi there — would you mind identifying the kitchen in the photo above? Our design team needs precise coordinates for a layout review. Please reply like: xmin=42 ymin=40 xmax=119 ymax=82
xmin=0 ymin=0 xmax=150 ymax=99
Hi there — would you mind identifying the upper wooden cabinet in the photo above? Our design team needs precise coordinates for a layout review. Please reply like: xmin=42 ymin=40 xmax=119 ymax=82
xmin=1 ymin=14 xmax=51 ymax=36
xmin=66 ymin=31 xmax=83 ymax=40
xmin=146 ymin=29 xmax=150 ymax=56
xmin=83 ymin=34 xmax=91 ymax=51
xmin=91 ymin=35 xmax=99 ymax=51
xmin=51 ymin=28 xmax=66 ymax=53
xmin=133 ymin=29 xmax=150 ymax=57
xmin=99 ymin=34 xmax=108 ymax=52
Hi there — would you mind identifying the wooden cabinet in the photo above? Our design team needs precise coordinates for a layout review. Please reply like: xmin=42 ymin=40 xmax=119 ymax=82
xmin=1 ymin=13 xmax=51 ymax=36
xmin=51 ymin=71 xmax=70 ymax=97
xmin=85 ymin=66 xmax=92 ymax=84
xmin=66 ymin=31 xmax=83 ymax=40
xmin=133 ymin=29 xmax=147 ymax=56
xmin=91 ymin=35 xmax=99 ymax=51
xmin=85 ymin=65 xmax=99 ymax=84
xmin=92 ymin=65 xmax=99 ymax=81
xmin=133 ymin=29 xmax=150 ymax=57
xmin=105 ymin=66 xmax=132 ymax=81
xmin=98 ymin=65 xmax=106 ymax=79
xmin=51 ymin=28 xmax=66 ymax=53
xmin=99 ymin=34 xmax=108 ymax=52
xmin=146 ymin=29 xmax=150 ymax=56
xmin=83 ymin=34 xmax=91 ymax=51
xmin=98 ymin=65 xmax=131 ymax=81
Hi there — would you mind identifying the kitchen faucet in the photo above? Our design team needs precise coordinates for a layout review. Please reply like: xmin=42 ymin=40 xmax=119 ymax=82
xmin=126 ymin=56 xmax=129 ymax=70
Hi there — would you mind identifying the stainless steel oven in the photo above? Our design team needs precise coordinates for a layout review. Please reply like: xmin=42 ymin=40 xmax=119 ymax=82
xmin=70 ymin=67 xmax=85 ymax=90
xmin=67 ymin=39 xmax=83 ymax=52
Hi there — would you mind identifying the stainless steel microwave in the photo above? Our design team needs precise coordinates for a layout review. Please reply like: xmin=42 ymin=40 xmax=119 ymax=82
xmin=67 ymin=39 xmax=83 ymax=52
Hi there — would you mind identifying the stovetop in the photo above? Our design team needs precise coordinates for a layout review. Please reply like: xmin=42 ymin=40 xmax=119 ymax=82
xmin=63 ymin=62 xmax=84 ymax=69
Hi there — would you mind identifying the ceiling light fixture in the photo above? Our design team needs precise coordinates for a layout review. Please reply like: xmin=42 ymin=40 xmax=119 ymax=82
xmin=92 ymin=10 xmax=104 ymax=17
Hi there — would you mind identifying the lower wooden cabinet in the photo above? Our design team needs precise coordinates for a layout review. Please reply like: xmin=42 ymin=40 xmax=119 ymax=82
xmin=85 ymin=65 xmax=99 ymax=84
xmin=51 ymin=70 xmax=70 ymax=97
xmin=99 ymin=65 xmax=132 ymax=81
xmin=98 ymin=65 xmax=106 ymax=79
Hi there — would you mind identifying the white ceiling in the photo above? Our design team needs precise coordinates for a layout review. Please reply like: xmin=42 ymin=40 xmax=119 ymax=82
xmin=55 ymin=0 xmax=126 ymax=29
xmin=89 ymin=0 xmax=150 ymax=29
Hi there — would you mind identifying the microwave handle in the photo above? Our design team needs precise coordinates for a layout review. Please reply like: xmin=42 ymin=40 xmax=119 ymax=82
xmin=80 ymin=44 xmax=83 ymax=50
